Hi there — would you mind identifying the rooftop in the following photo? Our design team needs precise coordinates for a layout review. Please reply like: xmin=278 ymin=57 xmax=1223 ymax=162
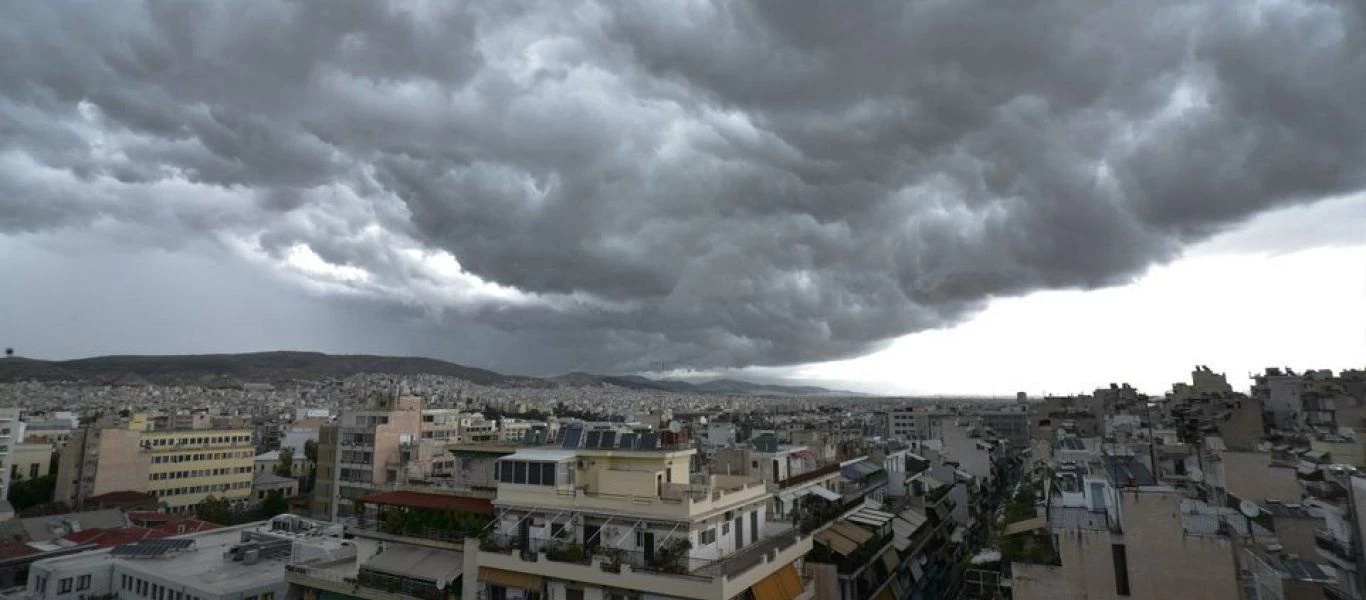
xmin=1103 ymin=456 xmax=1156 ymax=487
xmin=30 ymin=518 xmax=353 ymax=594
xmin=360 ymin=490 xmax=494 ymax=515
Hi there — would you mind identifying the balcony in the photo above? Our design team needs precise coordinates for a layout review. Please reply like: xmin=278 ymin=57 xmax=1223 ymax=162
xmin=1316 ymin=529 xmax=1356 ymax=564
xmin=474 ymin=530 xmax=812 ymax=600
xmin=779 ymin=461 xmax=842 ymax=489
xmin=495 ymin=478 xmax=770 ymax=520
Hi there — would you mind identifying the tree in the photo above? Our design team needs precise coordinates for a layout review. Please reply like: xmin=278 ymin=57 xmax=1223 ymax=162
xmin=196 ymin=496 xmax=236 ymax=525
xmin=258 ymin=490 xmax=288 ymax=519
xmin=7 ymin=473 xmax=57 ymax=513
xmin=274 ymin=447 xmax=295 ymax=478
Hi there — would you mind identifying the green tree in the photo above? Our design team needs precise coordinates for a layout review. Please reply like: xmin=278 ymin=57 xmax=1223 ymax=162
xmin=7 ymin=473 xmax=57 ymax=512
xmin=257 ymin=490 xmax=288 ymax=519
xmin=195 ymin=496 xmax=236 ymax=525
xmin=274 ymin=447 xmax=295 ymax=478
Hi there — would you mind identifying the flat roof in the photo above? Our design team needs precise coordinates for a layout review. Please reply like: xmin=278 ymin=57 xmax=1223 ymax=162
xmin=502 ymin=449 xmax=579 ymax=462
xmin=32 ymin=522 xmax=340 ymax=594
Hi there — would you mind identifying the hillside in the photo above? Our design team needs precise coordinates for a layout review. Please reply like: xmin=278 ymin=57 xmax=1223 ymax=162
xmin=0 ymin=351 xmax=860 ymax=395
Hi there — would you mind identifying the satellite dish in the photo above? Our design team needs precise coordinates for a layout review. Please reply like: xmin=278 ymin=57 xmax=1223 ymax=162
xmin=1189 ymin=467 xmax=1204 ymax=483
xmin=1239 ymin=499 xmax=1262 ymax=518
xmin=668 ymin=420 xmax=682 ymax=433
xmin=699 ymin=416 xmax=709 ymax=425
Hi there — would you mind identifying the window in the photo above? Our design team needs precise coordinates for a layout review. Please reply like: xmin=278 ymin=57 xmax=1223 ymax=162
xmin=59 ymin=578 xmax=73 ymax=594
xmin=700 ymin=528 xmax=716 ymax=545
xmin=77 ymin=575 xmax=90 ymax=591
xmin=513 ymin=461 xmax=527 ymax=484
xmin=262 ymin=593 xmax=275 ymax=600
xmin=1112 ymin=544 xmax=1130 ymax=596
xmin=722 ymin=522 xmax=730 ymax=535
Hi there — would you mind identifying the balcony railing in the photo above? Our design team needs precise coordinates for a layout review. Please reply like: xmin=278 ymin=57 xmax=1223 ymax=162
xmin=779 ymin=462 xmax=842 ymax=489
xmin=485 ymin=529 xmax=805 ymax=581
xmin=1316 ymin=529 xmax=1356 ymax=562
xmin=342 ymin=516 xmax=469 ymax=542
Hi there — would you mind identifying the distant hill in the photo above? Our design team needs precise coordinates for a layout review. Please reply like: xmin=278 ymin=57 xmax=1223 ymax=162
xmin=0 ymin=351 xmax=534 ymax=388
xmin=0 ymin=351 xmax=862 ymax=395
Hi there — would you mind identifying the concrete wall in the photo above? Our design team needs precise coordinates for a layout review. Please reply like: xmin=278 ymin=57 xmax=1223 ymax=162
xmin=1219 ymin=400 xmax=1265 ymax=452
xmin=1272 ymin=516 xmax=1321 ymax=559
xmin=1221 ymin=452 xmax=1301 ymax=503
xmin=1120 ymin=491 xmax=1240 ymax=600
xmin=1014 ymin=491 xmax=1241 ymax=600
xmin=91 ymin=429 xmax=152 ymax=497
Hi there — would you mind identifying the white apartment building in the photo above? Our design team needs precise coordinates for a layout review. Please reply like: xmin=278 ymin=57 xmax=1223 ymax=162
xmin=461 ymin=424 xmax=814 ymax=600
xmin=0 ymin=408 xmax=19 ymax=519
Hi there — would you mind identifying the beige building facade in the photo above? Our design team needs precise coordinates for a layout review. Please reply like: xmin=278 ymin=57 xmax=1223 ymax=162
xmin=55 ymin=416 xmax=254 ymax=512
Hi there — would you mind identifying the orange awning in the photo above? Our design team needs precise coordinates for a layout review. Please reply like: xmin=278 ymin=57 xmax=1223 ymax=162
xmin=751 ymin=564 xmax=804 ymax=600
xmin=478 ymin=567 xmax=542 ymax=590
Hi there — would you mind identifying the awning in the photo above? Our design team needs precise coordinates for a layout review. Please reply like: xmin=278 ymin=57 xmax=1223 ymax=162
xmin=778 ymin=488 xmax=813 ymax=503
xmin=880 ymin=548 xmax=899 ymax=573
xmin=830 ymin=521 xmax=874 ymax=544
xmin=478 ymin=568 xmax=542 ymax=590
xmin=809 ymin=486 xmax=841 ymax=502
xmin=750 ymin=564 xmax=804 ymax=600
xmin=814 ymin=529 xmax=860 ymax=555
xmin=365 ymin=545 xmax=463 ymax=584
xmin=909 ymin=560 xmax=924 ymax=581
xmin=849 ymin=508 xmax=894 ymax=528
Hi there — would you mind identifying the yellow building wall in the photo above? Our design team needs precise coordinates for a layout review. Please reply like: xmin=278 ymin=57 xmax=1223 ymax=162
xmin=143 ymin=429 xmax=255 ymax=509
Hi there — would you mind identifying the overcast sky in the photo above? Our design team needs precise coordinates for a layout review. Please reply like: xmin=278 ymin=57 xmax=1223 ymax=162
xmin=2 ymin=0 xmax=1363 ymax=395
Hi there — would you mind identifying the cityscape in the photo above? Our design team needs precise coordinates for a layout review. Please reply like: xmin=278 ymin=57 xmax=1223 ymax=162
xmin=0 ymin=361 xmax=1362 ymax=600
xmin=3 ymin=0 xmax=1365 ymax=599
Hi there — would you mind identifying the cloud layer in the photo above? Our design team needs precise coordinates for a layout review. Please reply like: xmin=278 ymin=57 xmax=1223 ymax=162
xmin=2 ymin=0 xmax=1364 ymax=373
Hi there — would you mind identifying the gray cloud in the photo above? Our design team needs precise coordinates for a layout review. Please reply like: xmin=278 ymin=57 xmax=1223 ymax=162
xmin=1 ymin=0 xmax=1364 ymax=373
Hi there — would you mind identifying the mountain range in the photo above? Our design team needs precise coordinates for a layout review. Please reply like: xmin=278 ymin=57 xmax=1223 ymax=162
xmin=0 ymin=351 xmax=860 ymax=396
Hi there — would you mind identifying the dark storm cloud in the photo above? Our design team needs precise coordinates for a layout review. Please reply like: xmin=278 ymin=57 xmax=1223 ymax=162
xmin=1 ymin=0 xmax=1364 ymax=373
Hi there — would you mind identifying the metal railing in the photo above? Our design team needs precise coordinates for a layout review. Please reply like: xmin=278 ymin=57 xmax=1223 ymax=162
xmin=1316 ymin=529 xmax=1356 ymax=562
xmin=779 ymin=462 xmax=842 ymax=489
xmin=342 ymin=517 xmax=469 ymax=542
xmin=486 ymin=529 xmax=804 ymax=581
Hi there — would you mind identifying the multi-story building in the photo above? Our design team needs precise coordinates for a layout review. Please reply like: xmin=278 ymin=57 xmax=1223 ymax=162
xmin=1255 ymin=368 xmax=1306 ymax=430
xmin=973 ymin=406 xmax=1031 ymax=450
xmin=0 ymin=408 xmax=19 ymax=519
xmin=18 ymin=419 xmax=76 ymax=448
xmin=460 ymin=424 xmax=815 ymax=600
xmin=885 ymin=409 xmax=949 ymax=442
xmin=54 ymin=415 xmax=255 ymax=512
xmin=312 ymin=391 xmax=479 ymax=519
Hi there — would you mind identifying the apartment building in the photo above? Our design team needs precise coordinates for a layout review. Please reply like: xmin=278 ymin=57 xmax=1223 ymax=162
xmin=18 ymin=420 xmax=76 ymax=448
xmin=0 ymin=408 xmax=18 ymax=519
xmin=973 ymin=406 xmax=1031 ymax=450
xmin=885 ymin=409 xmax=949 ymax=442
xmin=54 ymin=416 xmax=255 ymax=512
xmin=312 ymin=391 xmax=479 ymax=519
xmin=460 ymin=423 xmax=814 ymax=600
